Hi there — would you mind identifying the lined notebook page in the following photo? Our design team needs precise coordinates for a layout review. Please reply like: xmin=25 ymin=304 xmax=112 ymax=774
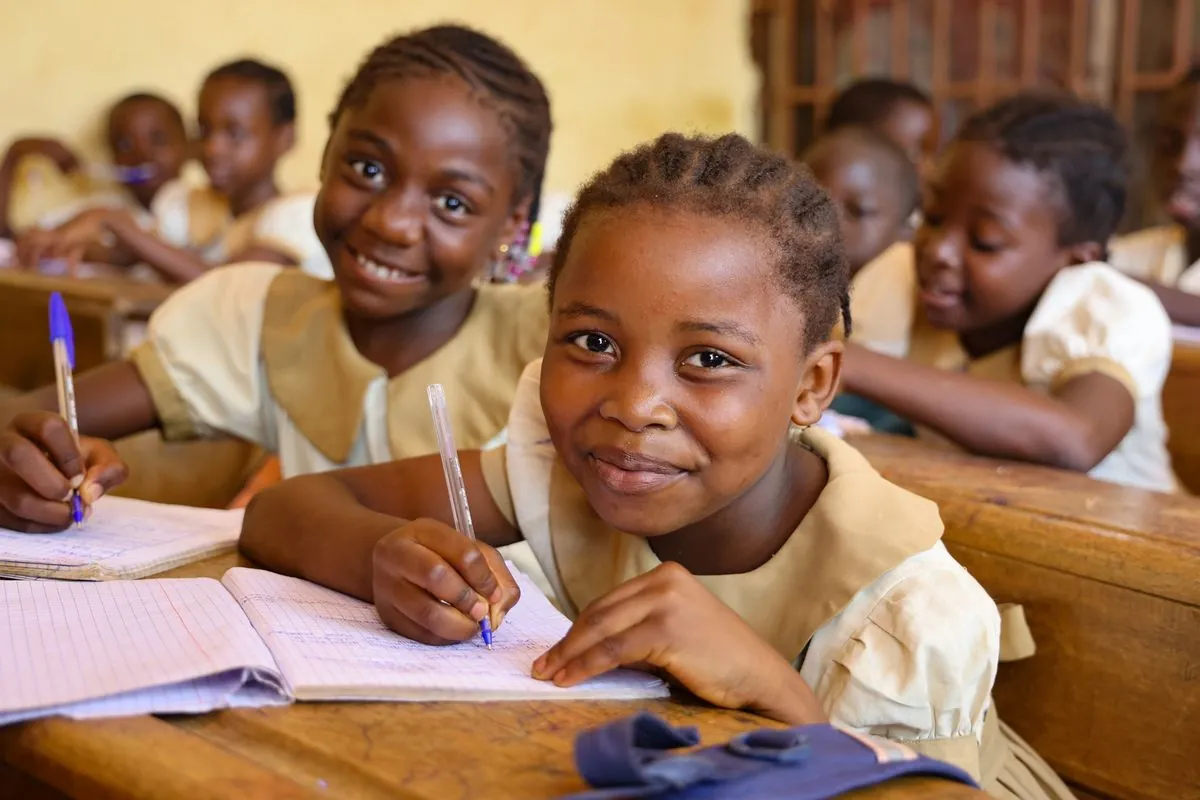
xmin=0 ymin=496 xmax=242 ymax=580
xmin=0 ymin=578 xmax=283 ymax=724
xmin=222 ymin=567 xmax=669 ymax=702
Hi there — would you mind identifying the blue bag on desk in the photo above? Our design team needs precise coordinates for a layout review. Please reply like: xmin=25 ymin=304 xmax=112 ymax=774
xmin=559 ymin=711 xmax=977 ymax=799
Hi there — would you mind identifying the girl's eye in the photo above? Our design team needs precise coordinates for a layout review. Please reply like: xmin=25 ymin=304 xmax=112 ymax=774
xmin=569 ymin=332 xmax=615 ymax=355
xmin=350 ymin=159 xmax=385 ymax=186
xmin=434 ymin=194 xmax=470 ymax=217
xmin=683 ymin=351 xmax=732 ymax=370
xmin=971 ymin=237 xmax=1003 ymax=254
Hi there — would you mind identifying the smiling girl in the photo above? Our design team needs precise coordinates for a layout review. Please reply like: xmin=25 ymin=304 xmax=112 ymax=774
xmin=0 ymin=26 xmax=552 ymax=535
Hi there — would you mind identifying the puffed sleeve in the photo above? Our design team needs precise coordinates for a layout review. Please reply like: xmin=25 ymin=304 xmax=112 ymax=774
xmin=148 ymin=178 xmax=193 ymax=248
xmin=128 ymin=263 xmax=282 ymax=449
xmin=1021 ymin=262 xmax=1172 ymax=401
xmin=251 ymin=193 xmax=331 ymax=279
xmin=808 ymin=546 xmax=1001 ymax=781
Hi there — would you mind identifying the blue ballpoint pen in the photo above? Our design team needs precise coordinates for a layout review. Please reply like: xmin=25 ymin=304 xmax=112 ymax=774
xmin=49 ymin=292 xmax=85 ymax=527
xmin=427 ymin=383 xmax=493 ymax=650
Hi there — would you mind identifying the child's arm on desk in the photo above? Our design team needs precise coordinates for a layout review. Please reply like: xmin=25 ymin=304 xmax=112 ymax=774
xmin=241 ymin=453 xmax=522 ymax=644
xmin=842 ymin=342 xmax=1135 ymax=471
xmin=0 ymin=362 xmax=158 ymax=530
xmin=1132 ymin=278 xmax=1200 ymax=327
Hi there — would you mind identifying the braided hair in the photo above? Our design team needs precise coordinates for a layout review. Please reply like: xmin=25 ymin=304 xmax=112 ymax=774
xmin=549 ymin=133 xmax=850 ymax=346
xmin=956 ymin=92 xmax=1129 ymax=247
xmin=205 ymin=59 xmax=296 ymax=126
xmin=330 ymin=25 xmax=552 ymax=209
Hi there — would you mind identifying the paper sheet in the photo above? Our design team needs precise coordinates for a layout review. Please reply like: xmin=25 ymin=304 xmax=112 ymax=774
xmin=0 ymin=577 xmax=284 ymax=724
xmin=223 ymin=567 xmax=670 ymax=702
xmin=0 ymin=495 xmax=242 ymax=580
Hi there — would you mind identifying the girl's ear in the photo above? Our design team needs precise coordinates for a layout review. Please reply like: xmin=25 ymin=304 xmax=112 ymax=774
xmin=792 ymin=339 xmax=844 ymax=427
xmin=273 ymin=122 xmax=297 ymax=159
xmin=1063 ymin=239 xmax=1105 ymax=265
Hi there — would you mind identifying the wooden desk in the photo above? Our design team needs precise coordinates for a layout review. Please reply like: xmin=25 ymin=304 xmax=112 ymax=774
xmin=1164 ymin=341 xmax=1200 ymax=493
xmin=851 ymin=435 xmax=1200 ymax=800
xmin=0 ymin=553 xmax=984 ymax=800
xmin=0 ymin=269 xmax=169 ymax=392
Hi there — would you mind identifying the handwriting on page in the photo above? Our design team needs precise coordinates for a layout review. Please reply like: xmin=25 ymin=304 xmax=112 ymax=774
xmin=222 ymin=568 xmax=668 ymax=702
xmin=0 ymin=496 xmax=242 ymax=580
xmin=0 ymin=577 xmax=281 ymax=724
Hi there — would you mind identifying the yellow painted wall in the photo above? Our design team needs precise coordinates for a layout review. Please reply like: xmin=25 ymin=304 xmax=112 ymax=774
xmin=3 ymin=0 xmax=756 ymax=226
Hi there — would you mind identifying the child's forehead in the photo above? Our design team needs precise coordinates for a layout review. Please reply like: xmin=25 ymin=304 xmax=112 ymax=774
xmin=939 ymin=142 xmax=1057 ymax=213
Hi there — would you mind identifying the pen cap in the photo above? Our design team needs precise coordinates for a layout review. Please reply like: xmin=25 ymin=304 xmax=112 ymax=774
xmin=48 ymin=292 xmax=76 ymax=369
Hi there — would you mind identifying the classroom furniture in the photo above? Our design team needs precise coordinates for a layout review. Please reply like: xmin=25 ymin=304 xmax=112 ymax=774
xmin=1164 ymin=341 xmax=1200 ymax=494
xmin=0 ymin=269 xmax=265 ymax=509
xmin=852 ymin=434 xmax=1200 ymax=800
xmin=0 ymin=269 xmax=168 ymax=392
xmin=0 ymin=552 xmax=987 ymax=800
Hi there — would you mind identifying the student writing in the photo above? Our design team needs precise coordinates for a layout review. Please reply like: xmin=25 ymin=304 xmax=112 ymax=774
xmin=0 ymin=25 xmax=552 ymax=534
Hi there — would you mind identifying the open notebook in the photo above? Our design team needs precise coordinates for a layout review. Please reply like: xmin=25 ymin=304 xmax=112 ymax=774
xmin=0 ymin=495 xmax=242 ymax=580
xmin=0 ymin=566 xmax=668 ymax=725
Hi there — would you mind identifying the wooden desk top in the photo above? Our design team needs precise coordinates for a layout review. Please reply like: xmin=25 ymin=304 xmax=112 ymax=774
xmin=0 ymin=553 xmax=984 ymax=800
xmin=0 ymin=267 xmax=171 ymax=315
xmin=848 ymin=433 xmax=1200 ymax=606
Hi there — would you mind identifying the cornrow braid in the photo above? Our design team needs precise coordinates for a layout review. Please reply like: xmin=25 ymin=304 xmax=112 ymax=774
xmin=956 ymin=91 xmax=1129 ymax=247
xmin=330 ymin=25 xmax=552 ymax=208
xmin=549 ymin=133 xmax=851 ymax=346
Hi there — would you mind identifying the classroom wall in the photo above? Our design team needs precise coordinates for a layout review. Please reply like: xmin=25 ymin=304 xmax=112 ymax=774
xmin=3 ymin=0 xmax=757 ymax=228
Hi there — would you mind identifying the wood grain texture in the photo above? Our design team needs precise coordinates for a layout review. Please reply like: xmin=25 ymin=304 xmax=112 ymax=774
xmin=852 ymin=434 xmax=1200 ymax=800
xmin=1164 ymin=342 xmax=1200 ymax=494
xmin=2 ymin=552 xmax=985 ymax=799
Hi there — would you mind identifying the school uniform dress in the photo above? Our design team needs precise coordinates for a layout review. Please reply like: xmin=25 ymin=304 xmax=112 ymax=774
xmin=128 ymin=263 xmax=551 ymax=579
xmin=848 ymin=241 xmax=918 ymax=358
xmin=477 ymin=360 xmax=1072 ymax=799
xmin=36 ymin=189 xmax=155 ymax=231
xmin=890 ymin=262 xmax=1176 ymax=494
xmin=152 ymin=180 xmax=332 ymax=279
xmin=1109 ymin=225 xmax=1200 ymax=294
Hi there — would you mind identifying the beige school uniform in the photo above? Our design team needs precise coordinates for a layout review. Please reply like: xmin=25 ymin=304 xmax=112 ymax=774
xmin=152 ymin=180 xmax=332 ymax=279
xmin=477 ymin=360 xmax=1072 ymax=799
xmin=848 ymin=242 xmax=918 ymax=357
xmin=1109 ymin=225 xmax=1200 ymax=294
xmin=128 ymin=262 xmax=551 ymax=582
xmin=885 ymin=262 xmax=1177 ymax=494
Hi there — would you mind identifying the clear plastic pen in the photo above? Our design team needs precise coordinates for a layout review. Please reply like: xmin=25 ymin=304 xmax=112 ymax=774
xmin=427 ymin=383 xmax=493 ymax=650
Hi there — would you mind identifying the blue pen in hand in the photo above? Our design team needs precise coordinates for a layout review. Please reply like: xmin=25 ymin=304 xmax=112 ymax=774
xmin=49 ymin=292 xmax=85 ymax=528
xmin=427 ymin=383 xmax=493 ymax=650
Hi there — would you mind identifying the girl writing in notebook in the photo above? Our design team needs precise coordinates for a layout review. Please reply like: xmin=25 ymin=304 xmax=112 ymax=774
xmin=238 ymin=133 xmax=1074 ymax=798
xmin=840 ymin=93 xmax=1177 ymax=493
xmin=18 ymin=60 xmax=328 ymax=280
xmin=0 ymin=25 xmax=551 ymax=534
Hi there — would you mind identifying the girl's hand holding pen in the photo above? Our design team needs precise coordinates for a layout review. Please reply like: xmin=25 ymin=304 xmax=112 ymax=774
xmin=372 ymin=518 xmax=521 ymax=645
xmin=0 ymin=411 xmax=126 ymax=533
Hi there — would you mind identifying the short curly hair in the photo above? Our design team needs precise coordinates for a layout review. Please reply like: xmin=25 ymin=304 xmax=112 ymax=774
xmin=955 ymin=92 xmax=1129 ymax=247
xmin=549 ymin=132 xmax=850 ymax=346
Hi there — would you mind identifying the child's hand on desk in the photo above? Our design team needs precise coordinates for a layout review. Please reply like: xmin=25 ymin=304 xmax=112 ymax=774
xmin=16 ymin=209 xmax=109 ymax=270
xmin=532 ymin=563 xmax=826 ymax=725
xmin=0 ymin=412 xmax=127 ymax=532
xmin=372 ymin=518 xmax=521 ymax=645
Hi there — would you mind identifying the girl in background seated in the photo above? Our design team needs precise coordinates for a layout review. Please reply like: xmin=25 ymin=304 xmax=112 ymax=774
xmin=842 ymin=93 xmax=1177 ymax=493
xmin=0 ymin=92 xmax=188 ymax=255
xmin=20 ymin=59 xmax=329 ymax=281
xmin=0 ymin=25 xmax=552 ymax=537
xmin=1109 ymin=67 xmax=1200 ymax=326
xmin=239 ymin=133 xmax=1075 ymax=798
xmin=804 ymin=126 xmax=919 ymax=434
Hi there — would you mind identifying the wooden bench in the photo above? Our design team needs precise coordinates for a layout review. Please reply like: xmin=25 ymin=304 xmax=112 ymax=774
xmin=1164 ymin=341 xmax=1200 ymax=494
xmin=0 ymin=552 xmax=987 ymax=800
xmin=852 ymin=435 xmax=1200 ymax=800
